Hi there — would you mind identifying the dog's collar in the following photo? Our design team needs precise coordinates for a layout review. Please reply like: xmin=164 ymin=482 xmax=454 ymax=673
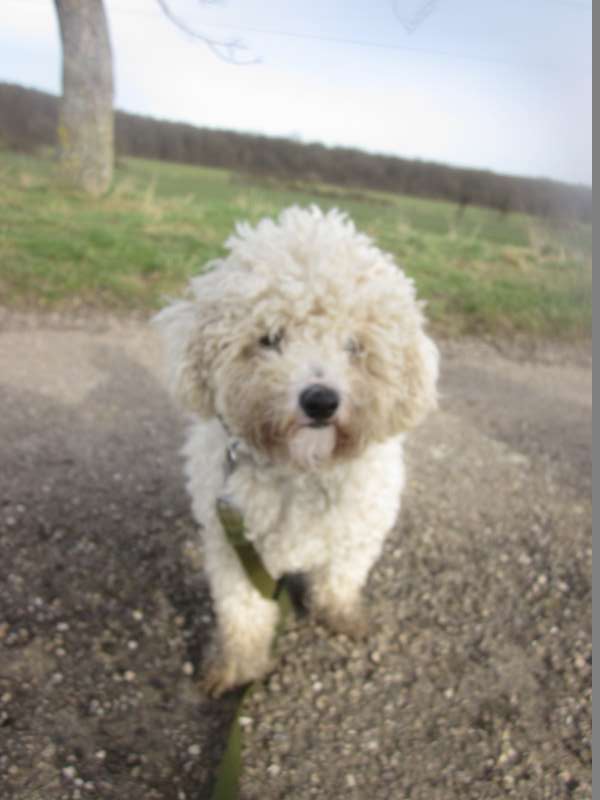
xmin=216 ymin=412 xmax=247 ymax=478
xmin=224 ymin=438 xmax=241 ymax=479
xmin=217 ymin=414 xmax=273 ymax=475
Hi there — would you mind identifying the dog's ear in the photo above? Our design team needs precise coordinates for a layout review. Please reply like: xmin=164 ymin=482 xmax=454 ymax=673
xmin=390 ymin=332 xmax=439 ymax=433
xmin=152 ymin=299 xmax=215 ymax=418
xmin=359 ymin=319 xmax=438 ymax=438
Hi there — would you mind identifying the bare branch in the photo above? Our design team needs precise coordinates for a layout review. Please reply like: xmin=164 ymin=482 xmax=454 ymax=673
xmin=155 ymin=0 xmax=260 ymax=65
xmin=391 ymin=0 xmax=440 ymax=35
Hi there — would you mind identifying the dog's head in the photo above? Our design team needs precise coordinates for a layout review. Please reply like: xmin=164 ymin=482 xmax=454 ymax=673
xmin=154 ymin=206 xmax=438 ymax=469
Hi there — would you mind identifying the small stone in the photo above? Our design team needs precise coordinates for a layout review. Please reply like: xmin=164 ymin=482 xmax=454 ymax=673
xmin=62 ymin=766 xmax=77 ymax=780
xmin=315 ymin=695 xmax=327 ymax=711
xmin=346 ymin=774 xmax=357 ymax=788
xmin=124 ymin=670 xmax=136 ymax=682
xmin=132 ymin=610 xmax=144 ymax=621
xmin=182 ymin=662 xmax=194 ymax=676
xmin=42 ymin=744 xmax=56 ymax=759
xmin=95 ymin=751 xmax=106 ymax=761
xmin=187 ymin=744 xmax=201 ymax=757
xmin=267 ymin=763 xmax=281 ymax=777
xmin=497 ymin=748 xmax=518 ymax=767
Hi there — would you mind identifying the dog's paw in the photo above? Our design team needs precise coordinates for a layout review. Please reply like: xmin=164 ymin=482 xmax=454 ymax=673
xmin=318 ymin=602 xmax=370 ymax=640
xmin=202 ymin=652 xmax=276 ymax=698
xmin=202 ymin=659 xmax=243 ymax=698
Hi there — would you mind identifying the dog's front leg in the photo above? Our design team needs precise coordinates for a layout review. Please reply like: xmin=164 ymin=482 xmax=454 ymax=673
xmin=310 ymin=454 xmax=404 ymax=639
xmin=201 ymin=518 xmax=279 ymax=697
xmin=308 ymin=520 xmax=393 ymax=640
xmin=309 ymin=559 xmax=372 ymax=640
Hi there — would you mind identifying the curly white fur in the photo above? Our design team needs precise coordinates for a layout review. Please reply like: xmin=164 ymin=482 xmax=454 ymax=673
xmin=154 ymin=206 xmax=439 ymax=695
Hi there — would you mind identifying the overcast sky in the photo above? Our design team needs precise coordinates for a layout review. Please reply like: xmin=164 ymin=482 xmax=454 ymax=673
xmin=2 ymin=0 xmax=592 ymax=185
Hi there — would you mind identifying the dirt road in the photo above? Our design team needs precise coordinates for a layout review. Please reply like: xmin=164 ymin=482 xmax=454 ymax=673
xmin=0 ymin=314 xmax=591 ymax=800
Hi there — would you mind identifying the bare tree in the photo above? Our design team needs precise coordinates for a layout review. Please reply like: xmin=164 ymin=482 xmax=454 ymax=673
xmin=53 ymin=1 xmax=256 ymax=195
xmin=54 ymin=0 xmax=114 ymax=195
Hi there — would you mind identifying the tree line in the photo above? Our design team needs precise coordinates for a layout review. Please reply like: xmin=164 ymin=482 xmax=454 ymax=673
xmin=0 ymin=82 xmax=591 ymax=223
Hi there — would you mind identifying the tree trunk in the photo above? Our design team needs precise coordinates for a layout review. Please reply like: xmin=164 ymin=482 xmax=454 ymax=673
xmin=54 ymin=0 xmax=114 ymax=196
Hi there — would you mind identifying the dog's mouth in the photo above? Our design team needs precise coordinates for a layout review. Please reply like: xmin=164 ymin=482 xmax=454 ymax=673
xmin=253 ymin=411 xmax=358 ymax=468
xmin=288 ymin=422 xmax=337 ymax=469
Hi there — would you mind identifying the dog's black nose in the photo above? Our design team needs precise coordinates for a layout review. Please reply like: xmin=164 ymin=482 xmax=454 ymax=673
xmin=299 ymin=384 xmax=340 ymax=422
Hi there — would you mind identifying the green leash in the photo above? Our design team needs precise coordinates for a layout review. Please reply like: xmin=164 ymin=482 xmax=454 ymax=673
xmin=210 ymin=495 xmax=292 ymax=800
xmin=216 ymin=497 xmax=278 ymax=600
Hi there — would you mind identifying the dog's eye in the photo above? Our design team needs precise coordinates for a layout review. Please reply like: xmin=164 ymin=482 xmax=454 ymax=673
xmin=259 ymin=330 xmax=284 ymax=351
xmin=345 ymin=337 xmax=362 ymax=357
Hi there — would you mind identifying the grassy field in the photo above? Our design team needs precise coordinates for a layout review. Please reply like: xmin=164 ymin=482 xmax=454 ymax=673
xmin=0 ymin=150 xmax=592 ymax=339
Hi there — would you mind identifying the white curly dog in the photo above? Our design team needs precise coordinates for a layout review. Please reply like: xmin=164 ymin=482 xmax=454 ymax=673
xmin=155 ymin=206 xmax=439 ymax=696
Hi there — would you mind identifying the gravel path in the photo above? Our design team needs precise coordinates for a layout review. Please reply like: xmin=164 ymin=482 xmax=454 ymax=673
xmin=0 ymin=314 xmax=591 ymax=800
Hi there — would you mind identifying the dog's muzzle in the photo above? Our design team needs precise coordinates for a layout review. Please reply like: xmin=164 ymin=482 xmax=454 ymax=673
xmin=299 ymin=384 xmax=340 ymax=425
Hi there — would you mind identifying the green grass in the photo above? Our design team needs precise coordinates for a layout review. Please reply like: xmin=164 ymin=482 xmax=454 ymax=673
xmin=0 ymin=150 xmax=592 ymax=339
